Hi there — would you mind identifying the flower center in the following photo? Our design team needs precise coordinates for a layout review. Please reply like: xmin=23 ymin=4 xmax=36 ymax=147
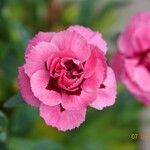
xmin=46 ymin=57 xmax=84 ymax=95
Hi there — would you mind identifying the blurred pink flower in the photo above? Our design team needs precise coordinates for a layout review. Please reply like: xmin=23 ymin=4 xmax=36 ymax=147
xmin=112 ymin=12 xmax=150 ymax=105
xmin=18 ymin=25 xmax=116 ymax=131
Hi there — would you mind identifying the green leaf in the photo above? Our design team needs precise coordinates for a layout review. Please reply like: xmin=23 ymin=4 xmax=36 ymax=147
xmin=10 ymin=105 xmax=38 ymax=137
xmin=7 ymin=137 xmax=65 ymax=150
xmin=0 ymin=0 xmax=5 ymax=12
xmin=0 ymin=111 xmax=8 ymax=142
xmin=3 ymin=94 xmax=25 ymax=108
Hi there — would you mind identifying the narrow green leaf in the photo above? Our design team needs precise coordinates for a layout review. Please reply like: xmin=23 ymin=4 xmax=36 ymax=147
xmin=0 ymin=111 xmax=8 ymax=142
xmin=3 ymin=93 xmax=25 ymax=108
xmin=7 ymin=137 xmax=65 ymax=150
xmin=10 ymin=105 xmax=38 ymax=137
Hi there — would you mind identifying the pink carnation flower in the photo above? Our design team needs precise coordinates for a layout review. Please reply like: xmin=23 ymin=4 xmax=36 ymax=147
xmin=18 ymin=25 xmax=116 ymax=131
xmin=112 ymin=12 xmax=150 ymax=105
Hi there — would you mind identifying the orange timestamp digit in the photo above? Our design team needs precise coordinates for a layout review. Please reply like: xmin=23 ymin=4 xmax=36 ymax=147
xmin=130 ymin=132 xmax=148 ymax=140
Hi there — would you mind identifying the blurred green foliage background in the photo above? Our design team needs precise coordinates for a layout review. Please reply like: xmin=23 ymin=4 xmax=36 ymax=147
xmin=0 ymin=0 xmax=144 ymax=149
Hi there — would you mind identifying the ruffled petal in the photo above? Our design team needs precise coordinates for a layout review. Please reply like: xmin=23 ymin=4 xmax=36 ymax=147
xmin=40 ymin=103 xmax=86 ymax=131
xmin=129 ymin=12 xmax=150 ymax=26
xmin=118 ymin=12 xmax=150 ymax=56
xmin=132 ymin=26 xmax=150 ymax=51
xmin=61 ymin=90 xmax=96 ymax=110
xmin=84 ymin=45 xmax=106 ymax=78
xmin=118 ymin=27 xmax=136 ymax=56
xmin=124 ymin=58 xmax=150 ymax=92
xmin=90 ymin=67 xmax=116 ymax=110
xmin=68 ymin=25 xmax=107 ymax=54
xmin=30 ymin=70 xmax=61 ymax=106
xmin=83 ymin=51 xmax=106 ymax=89
xmin=82 ymin=66 xmax=101 ymax=93
xmin=50 ymin=30 xmax=90 ymax=62
xmin=122 ymin=71 xmax=150 ymax=106
xmin=18 ymin=66 xmax=40 ymax=107
xmin=26 ymin=32 xmax=54 ymax=54
xmin=24 ymin=42 xmax=59 ymax=77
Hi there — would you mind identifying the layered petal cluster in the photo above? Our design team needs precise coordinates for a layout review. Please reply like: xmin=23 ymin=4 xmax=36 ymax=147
xmin=18 ymin=25 xmax=116 ymax=131
xmin=112 ymin=12 xmax=150 ymax=105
